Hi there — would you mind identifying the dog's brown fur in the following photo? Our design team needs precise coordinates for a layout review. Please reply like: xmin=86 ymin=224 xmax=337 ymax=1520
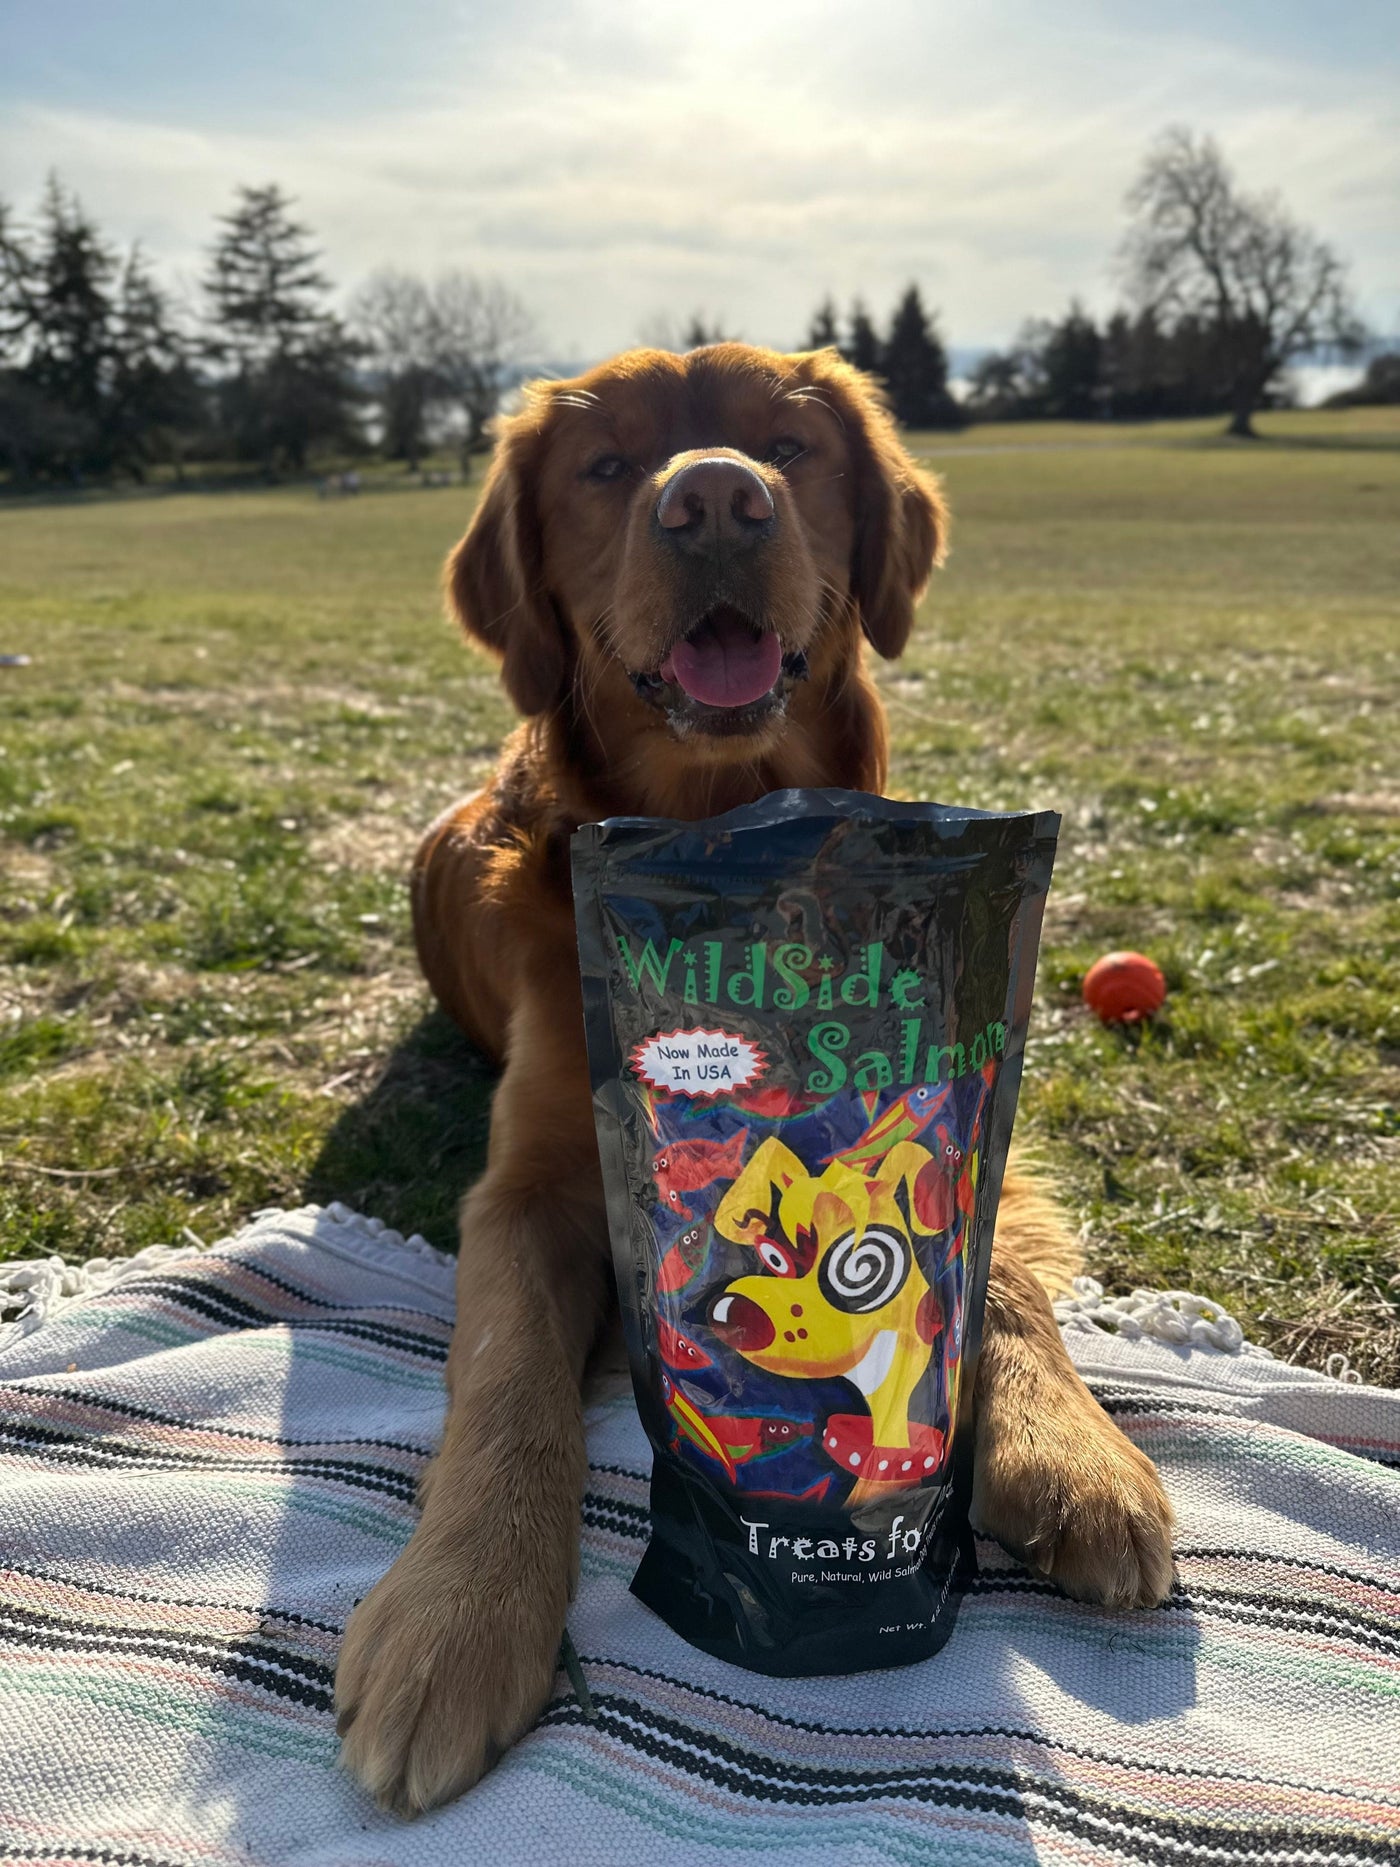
xmin=334 ymin=344 xmax=1175 ymax=1815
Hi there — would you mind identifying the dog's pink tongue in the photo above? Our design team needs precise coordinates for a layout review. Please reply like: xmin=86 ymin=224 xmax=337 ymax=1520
xmin=660 ymin=615 xmax=782 ymax=709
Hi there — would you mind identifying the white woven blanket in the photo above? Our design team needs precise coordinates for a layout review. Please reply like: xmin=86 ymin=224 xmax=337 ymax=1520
xmin=0 ymin=1204 xmax=1396 ymax=1865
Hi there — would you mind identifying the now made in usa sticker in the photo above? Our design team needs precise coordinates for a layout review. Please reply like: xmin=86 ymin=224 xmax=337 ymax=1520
xmin=630 ymin=1027 xmax=768 ymax=1100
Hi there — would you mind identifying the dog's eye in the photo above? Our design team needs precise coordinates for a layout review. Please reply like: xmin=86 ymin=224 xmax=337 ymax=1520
xmin=757 ymin=1239 xmax=797 ymax=1277
xmin=585 ymin=454 xmax=630 ymax=482
xmin=766 ymin=436 xmax=805 ymax=469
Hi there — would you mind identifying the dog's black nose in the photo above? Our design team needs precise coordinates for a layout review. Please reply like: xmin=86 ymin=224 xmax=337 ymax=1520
xmin=657 ymin=457 xmax=775 ymax=552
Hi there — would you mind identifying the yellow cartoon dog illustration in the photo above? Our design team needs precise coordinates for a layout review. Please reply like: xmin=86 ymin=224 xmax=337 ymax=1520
xmin=707 ymin=1134 xmax=951 ymax=1501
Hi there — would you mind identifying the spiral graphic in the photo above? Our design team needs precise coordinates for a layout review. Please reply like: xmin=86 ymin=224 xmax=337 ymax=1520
xmin=818 ymin=1226 xmax=911 ymax=1314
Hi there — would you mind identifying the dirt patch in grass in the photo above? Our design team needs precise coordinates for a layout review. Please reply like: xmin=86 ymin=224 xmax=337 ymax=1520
xmin=1318 ymin=790 xmax=1400 ymax=818
xmin=309 ymin=813 xmax=419 ymax=876
xmin=108 ymin=679 xmax=408 ymax=718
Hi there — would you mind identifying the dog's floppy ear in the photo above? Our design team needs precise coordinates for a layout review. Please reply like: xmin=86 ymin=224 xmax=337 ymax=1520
xmin=807 ymin=354 xmax=949 ymax=661
xmin=445 ymin=408 xmax=572 ymax=717
xmin=714 ymin=1136 xmax=804 ymax=1246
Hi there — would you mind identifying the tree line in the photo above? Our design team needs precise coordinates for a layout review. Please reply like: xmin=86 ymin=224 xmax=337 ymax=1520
xmin=0 ymin=128 xmax=1388 ymax=486
xmin=962 ymin=298 xmax=1361 ymax=428
xmin=802 ymin=131 xmax=1372 ymax=438
xmin=0 ymin=180 xmax=535 ymax=484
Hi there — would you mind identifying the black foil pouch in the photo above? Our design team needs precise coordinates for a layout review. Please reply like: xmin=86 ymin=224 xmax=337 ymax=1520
xmin=572 ymin=789 xmax=1058 ymax=1675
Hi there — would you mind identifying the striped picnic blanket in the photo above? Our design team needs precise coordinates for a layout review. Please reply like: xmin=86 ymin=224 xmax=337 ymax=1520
xmin=0 ymin=1203 xmax=1396 ymax=1866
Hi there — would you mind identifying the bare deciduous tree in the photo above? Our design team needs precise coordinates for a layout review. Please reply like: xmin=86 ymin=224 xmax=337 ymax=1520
xmin=349 ymin=269 xmax=536 ymax=470
xmin=425 ymin=273 xmax=536 ymax=463
xmin=348 ymin=269 xmax=436 ymax=470
xmin=1122 ymin=127 xmax=1362 ymax=437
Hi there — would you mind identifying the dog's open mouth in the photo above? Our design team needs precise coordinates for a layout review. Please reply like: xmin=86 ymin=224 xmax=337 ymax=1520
xmin=660 ymin=606 xmax=783 ymax=710
xmin=632 ymin=605 xmax=807 ymax=734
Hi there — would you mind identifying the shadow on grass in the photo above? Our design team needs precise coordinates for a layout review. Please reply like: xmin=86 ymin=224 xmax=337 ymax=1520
xmin=304 ymin=1009 xmax=496 ymax=1255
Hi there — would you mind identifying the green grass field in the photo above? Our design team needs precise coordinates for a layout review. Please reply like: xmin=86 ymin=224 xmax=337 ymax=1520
xmin=2 ymin=408 xmax=1397 ymax=1379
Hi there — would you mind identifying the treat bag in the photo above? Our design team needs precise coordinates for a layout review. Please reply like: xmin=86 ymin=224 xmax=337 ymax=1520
xmin=572 ymin=789 xmax=1058 ymax=1676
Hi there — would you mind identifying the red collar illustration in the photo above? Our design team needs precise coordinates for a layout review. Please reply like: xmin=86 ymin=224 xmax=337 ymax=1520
xmin=820 ymin=1413 xmax=947 ymax=1484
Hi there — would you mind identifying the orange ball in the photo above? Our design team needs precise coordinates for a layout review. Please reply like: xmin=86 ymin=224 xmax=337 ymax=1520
xmin=1082 ymin=950 xmax=1166 ymax=1024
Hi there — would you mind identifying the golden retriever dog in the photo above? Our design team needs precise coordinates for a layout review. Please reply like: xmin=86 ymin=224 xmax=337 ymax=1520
xmin=333 ymin=343 xmax=1175 ymax=1814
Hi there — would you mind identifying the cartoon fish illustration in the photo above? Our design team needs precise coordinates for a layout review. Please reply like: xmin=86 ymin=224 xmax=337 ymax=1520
xmin=652 ymin=1130 xmax=749 ymax=1221
xmin=656 ymin=1222 xmax=709 ymax=1294
xmin=913 ymin=1122 xmax=966 ymax=1233
xmin=660 ymin=1372 xmax=736 ymax=1481
xmin=706 ymin=1415 xmax=815 ymax=1464
xmin=656 ymin=1315 xmax=714 ymax=1372
xmin=824 ymin=1083 xmax=951 ymax=1173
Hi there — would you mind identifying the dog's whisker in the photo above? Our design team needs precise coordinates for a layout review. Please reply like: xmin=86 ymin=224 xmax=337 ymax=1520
xmin=782 ymin=386 xmax=846 ymax=429
xmin=574 ymin=651 xmax=614 ymax=751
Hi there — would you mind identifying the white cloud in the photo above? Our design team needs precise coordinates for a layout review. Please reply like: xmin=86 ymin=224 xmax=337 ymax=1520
xmin=1 ymin=0 xmax=1395 ymax=358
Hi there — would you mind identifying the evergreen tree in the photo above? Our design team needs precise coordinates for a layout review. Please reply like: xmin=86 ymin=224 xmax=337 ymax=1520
xmin=0 ymin=177 xmax=198 ymax=480
xmin=107 ymin=249 xmax=204 ymax=478
xmin=3 ymin=177 xmax=119 ymax=475
xmin=203 ymin=185 xmax=359 ymax=472
xmin=846 ymin=299 xmax=881 ymax=373
xmin=972 ymin=296 xmax=1292 ymax=426
xmin=0 ymin=198 xmax=58 ymax=479
xmin=681 ymin=313 xmax=733 ymax=348
xmin=0 ymin=199 xmax=28 ymax=355
xmin=1037 ymin=301 xmax=1103 ymax=418
xmin=881 ymin=285 xmax=962 ymax=428
xmin=1100 ymin=306 xmax=1192 ymax=419
xmin=29 ymin=177 xmax=116 ymax=437
xmin=806 ymin=297 xmax=840 ymax=349
xmin=1098 ymin=310 xmax=1135 ymax=419
xmin=205 ymin=184 xmax=328 ymax=370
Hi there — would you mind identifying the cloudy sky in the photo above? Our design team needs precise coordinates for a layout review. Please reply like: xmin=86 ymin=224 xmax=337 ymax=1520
xmin=2 ymin=0 xmax=1396 ymax=362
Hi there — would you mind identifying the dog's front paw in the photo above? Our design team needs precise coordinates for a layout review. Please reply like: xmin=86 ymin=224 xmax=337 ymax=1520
xmin=974 ymin=1393 xmax=1175 ymax=1610
xmin=335 ymin=1529 xmax=563 ymax=1814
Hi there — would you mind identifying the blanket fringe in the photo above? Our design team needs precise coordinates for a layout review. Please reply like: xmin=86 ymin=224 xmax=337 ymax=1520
xmin=283 ymin=1201 xmax=453 ymax=1271
xmin=2 ymin=1216 xmax=1299 ymax=1370
xmin=0 ymin=1241 xmax=204 ymax=1339
xmin=0 ymin=1202 xmax=453 ymax=1340
xmin=1054 ymin=1275 xmax=1273 ymax=1358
